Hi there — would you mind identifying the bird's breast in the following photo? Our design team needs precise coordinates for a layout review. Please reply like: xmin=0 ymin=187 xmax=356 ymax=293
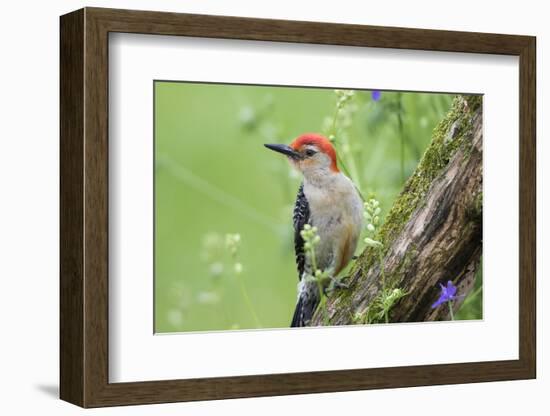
xmin=303 ymin=175 xmax=363 ymax=272
xmin=304 ymin=176 xmax=362 ymax=229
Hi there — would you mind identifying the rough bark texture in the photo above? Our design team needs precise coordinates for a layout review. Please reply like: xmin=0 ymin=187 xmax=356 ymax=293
xmin=311 ymin=95 xmax=483 ymax=325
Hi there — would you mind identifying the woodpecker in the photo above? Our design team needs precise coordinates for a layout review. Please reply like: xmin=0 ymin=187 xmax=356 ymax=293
xmin=265 ymin=133 xmax=363 ymax=327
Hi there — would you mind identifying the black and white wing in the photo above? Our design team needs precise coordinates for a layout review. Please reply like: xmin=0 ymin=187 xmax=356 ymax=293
xmin=292 ymin=183 xmax=310 ymax=281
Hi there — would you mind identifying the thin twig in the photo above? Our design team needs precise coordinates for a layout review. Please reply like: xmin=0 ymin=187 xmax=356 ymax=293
xmin=157 ymin=154 xmax=282 ymax=234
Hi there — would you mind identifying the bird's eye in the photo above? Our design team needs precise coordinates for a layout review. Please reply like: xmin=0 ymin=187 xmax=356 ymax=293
xmin=305 ymin=149 xmax=316 ymax=157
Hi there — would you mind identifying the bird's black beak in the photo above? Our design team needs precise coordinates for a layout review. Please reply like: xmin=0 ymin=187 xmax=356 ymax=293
xmin=264 ymin=143 xmax=300 ymax=159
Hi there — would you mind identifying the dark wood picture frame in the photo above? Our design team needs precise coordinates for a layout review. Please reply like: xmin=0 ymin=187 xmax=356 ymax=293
xmin=60 ymin=7 xmax=536 ymax=408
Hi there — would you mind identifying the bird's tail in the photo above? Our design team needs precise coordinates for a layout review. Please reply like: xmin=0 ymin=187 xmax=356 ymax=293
xmin=290 ymin=287 xmax=320 ymax=327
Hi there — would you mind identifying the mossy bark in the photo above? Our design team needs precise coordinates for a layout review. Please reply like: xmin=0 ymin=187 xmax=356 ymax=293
xmin=311 ymin=95 xmax=483 ymax=325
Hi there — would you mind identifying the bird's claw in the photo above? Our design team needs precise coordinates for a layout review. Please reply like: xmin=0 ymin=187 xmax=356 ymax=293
xmin=324 ymin=277 xmax=350 ymax=296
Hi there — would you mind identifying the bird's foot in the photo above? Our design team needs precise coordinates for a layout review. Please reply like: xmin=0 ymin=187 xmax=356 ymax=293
xmin=324 ymin=277 xmax=350 ymax=296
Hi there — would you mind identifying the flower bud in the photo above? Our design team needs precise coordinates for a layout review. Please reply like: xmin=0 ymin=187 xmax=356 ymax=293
xmin=364 ymin=237 xmax=383 ymax=248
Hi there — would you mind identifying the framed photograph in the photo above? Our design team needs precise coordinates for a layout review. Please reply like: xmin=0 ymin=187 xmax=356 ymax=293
xmin=60 ymin=7 xmax=536 ymax=407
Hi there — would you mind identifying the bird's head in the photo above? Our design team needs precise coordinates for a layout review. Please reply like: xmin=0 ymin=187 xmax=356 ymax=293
xmin=264 ymin=133 xmax=339 ymax=178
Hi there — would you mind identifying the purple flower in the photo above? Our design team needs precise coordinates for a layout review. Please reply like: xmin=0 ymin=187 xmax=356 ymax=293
xmin=431 ymin=281 xmax=461 ymax=309
xmin=371 ymin=90 xmax=381 ymax=101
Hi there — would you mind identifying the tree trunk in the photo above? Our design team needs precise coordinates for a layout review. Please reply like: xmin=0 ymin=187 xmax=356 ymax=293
xmin=311 ymin=95 xmax=483 ymax=325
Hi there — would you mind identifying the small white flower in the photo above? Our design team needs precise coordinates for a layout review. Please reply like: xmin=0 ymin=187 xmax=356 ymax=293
xmin=167 ymin=309 xmax=183 ymax=327
xmin=209 ymin=262 xmax=224 ymax=276
xmin=238 ymin=106 xmax=255 ymax=125
xmin=197 ymin=291 xmax=220 ymax=305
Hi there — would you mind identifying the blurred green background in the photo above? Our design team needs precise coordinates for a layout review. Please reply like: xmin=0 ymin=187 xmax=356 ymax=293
xmin=154 ymin=81 xmax=482 ymax=333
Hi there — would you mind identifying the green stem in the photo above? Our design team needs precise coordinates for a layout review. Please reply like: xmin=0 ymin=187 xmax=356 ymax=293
xmin=307 ymin=232 xmax=329 ymax=325
xmin=336 ymin=153 xmax=366 ymax=202
xmin=447 ymin=300 xmax=455 ymax=321
xmin=319 ymin=294 xmax=329 ymax=325
xmin=462 ymin=285 xmax=482 ymax=306
xmin=311 ymin=248 xmax=328 ymax=324
xmin=157 ymin=154 xmax=281 ymax=234
xmin=310 ymin=243 xmax=318 ymax=273
xmin=330 ymin=105 xmax=339 ymax=136
xmin=340 ymin=133 xmax=362 ymax=192
xmin=329 ymin=101 xmax=363 ymax=198
xmin=214 ymin=283 xmax=231 ymax=328
xmin=335 ymin=153 xmax=354 ymax=182
xmin=236 ymin=272 xmax=262 ymax=328
xmin=397 ymin=93 xmax=405 ymax=183
xmin=230 ymin=248 xmax=262 ymax=328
